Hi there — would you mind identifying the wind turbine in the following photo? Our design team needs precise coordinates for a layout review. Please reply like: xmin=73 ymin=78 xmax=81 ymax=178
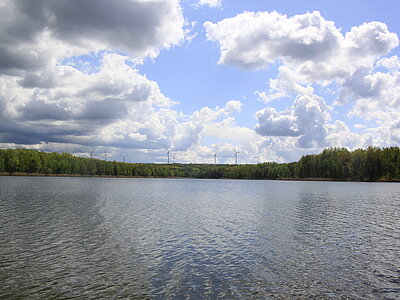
xmin=103 ymin=151 xmax=109 ymax=161
xmin=89 ymin=150 xmax=95 ymax=159
xmin=120 ymin=154 xmax=128 ymax=163
xmin=214 ymin=152 xmax=217 ymax=164
xmin=233 ymin=148 xmax=240 ymax=165
xmin=172 ymin=153 xmax=177 ymax=164
xmin=165 ymin=147 xmax=170 ymax=164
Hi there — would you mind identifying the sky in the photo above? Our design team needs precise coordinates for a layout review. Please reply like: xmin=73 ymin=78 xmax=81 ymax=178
xmin=1 ymin=0 xmax=400 ymax=164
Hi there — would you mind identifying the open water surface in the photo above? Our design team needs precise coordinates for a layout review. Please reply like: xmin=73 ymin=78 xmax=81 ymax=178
xmin=0 ymin=176 xmax=399 ymax=299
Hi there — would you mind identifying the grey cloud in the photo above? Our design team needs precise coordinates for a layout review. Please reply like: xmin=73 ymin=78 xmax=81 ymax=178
xmin=47 ymin=0 xmax=179 ymax=55
xmin=0 ymin=51 xmax=179 ymax=151
xmin=0 ymin=0 xmax=184 ymax=74
xmin=255 ymin=108 xmax=299 ymax=137
xmin=0 ymin=0 xmax=187 ymax=152
xmin=338 ymin=68 xmax=386 ymax=103
xmin=0 ymin=132 xmax=43 ymax=145
xmin=3 ymin=96 xmax=129 ymax=146
xmin=0 ymin=46 xmax=47 ymax=74
xmin=297 ymin=126 xmax=326 ymax=148
xmin=18 ymin=97 xmax=129 ymax=123
xmin=82 ymin=80 xmax=152 ymax=102
xmin=82 ymin=82 xmax=130 ymax=99
xmin=277 ymin=33 xmax=339 ymax=63
xmin=18 ymin=99 xmax=71 ymax=121
xmin=124 ymin=84 xmax=153 ymax=102
xmin=77 ymin=99 xmax=128 ymax=121
xmin=0 ymin=1 xmax=50 ymax=74
xmin=294 ymin=94 xmax=329 ymax=148
xmin=256 ymin=94 xmax=329 ymax=148
xmin=173 ymin=127 xmax=203 ymax=151
xmin=0 ymin=0 xmax=47 ymax=45
xmin=0 ymin=119 xmax=95 ymax=145
xmin=97 ymin=136 xmax=167 ymax=151
xmin=18 ymin=73 xmax=57 ymax=89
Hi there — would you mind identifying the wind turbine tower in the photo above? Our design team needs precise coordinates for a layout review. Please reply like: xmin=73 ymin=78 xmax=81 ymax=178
xmin=120 ymin=154 xmax=128 ymax=163
xmin=90 ymin=150 xmax=95 ymax=159
xmin=165 ymin=147 xmax=170 ymax=164
xmin=103 ymin=151 xmax=109 ymax=161
xmin=214 ymin=153 xmax=217 ymax=164
xmin=172 ymin=153 xmax=177 ymax=164
xmin=233 ymin=148 xmax=240 ymax=165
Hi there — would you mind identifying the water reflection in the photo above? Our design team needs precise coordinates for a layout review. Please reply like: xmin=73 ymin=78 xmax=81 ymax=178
xmin=0 ymin=177 xmax=399 ymax=299
xmin=293 ymin=182 xmax=400 ymax=298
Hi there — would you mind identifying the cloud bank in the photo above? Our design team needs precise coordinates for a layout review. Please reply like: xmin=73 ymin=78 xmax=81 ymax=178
xmin=0 ymin=0 xmax=198 ymax=161
xmin=1 ymin=3 xmax=399 ymax=163
xmin=205 ymin=10 xmax=400 ymax=152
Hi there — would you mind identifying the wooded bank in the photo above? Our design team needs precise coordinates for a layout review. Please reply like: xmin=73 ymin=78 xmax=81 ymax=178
xmin=1 ymin=146 xmax=400 ymax=181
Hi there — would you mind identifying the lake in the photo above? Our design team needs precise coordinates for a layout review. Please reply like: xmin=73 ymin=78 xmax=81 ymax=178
xmin=0 ymin=176 xmax=399 ymax=299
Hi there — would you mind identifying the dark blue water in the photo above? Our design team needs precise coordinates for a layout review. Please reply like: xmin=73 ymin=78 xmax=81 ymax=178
xmin=0 ymin=176 xmax=399 ymax=299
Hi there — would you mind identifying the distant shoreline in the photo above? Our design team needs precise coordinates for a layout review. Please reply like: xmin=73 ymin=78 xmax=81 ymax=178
xmin=2 ymin=147 xmax=400 ymax=182
xmin=1 ymin=172 xmax=399 ymax=183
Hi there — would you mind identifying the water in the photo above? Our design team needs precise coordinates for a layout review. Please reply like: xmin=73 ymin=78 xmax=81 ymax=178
xmin=0 ymin=177 xmax=399 ymax=299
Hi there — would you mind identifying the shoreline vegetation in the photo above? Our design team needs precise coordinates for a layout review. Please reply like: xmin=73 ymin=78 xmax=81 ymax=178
xmin=2 ymin=172 xmax=400 ymax=182
xmin=1 ymin=147 xmax=400 ymax=182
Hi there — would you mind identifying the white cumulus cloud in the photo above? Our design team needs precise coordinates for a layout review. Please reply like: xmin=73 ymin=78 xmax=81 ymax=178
xmin=256 ymin=94 xmax=330 ymax=148
xmin=206 ymin=10 xmax=400 ymax=150
xmin=198 ymin=0 xmax=221 ymax=8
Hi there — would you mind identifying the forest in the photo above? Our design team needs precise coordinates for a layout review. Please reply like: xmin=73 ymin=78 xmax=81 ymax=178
xmin=1 ymin=146 xmax=400 ymax=181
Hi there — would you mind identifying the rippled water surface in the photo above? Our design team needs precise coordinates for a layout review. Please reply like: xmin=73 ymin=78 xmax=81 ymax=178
xmin=1 ymin=177 xmax=399 ymax=299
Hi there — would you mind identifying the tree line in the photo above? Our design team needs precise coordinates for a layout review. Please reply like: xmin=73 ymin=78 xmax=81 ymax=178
xmin=1 ymin=146 xmax=400 ymax=181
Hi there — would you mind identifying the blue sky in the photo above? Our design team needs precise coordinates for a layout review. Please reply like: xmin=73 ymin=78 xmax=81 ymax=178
xmin=0 ymin=0 xmax=399 ymax=163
